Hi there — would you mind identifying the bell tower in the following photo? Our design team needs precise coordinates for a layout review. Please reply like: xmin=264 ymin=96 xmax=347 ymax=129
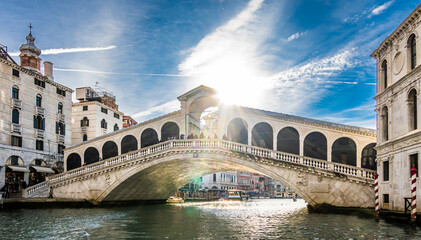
xmin=19 ymin=23 xmax=41 ymax=71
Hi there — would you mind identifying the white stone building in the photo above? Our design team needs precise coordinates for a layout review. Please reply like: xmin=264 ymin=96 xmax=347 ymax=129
xmin=371 ymin=4 xmax=421 ymax=212
xmin=0 ymin=30 xmax=73 ymax=189
xmin=199 ymin=171 xmax=238 ymax=190
xmin=71 ymin=86 xmax=123 ymax=145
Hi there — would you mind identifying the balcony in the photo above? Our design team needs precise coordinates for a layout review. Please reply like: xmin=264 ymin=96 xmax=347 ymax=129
xmin=11 ymin=98 xmax=22 ymax=109
xmin=35 ymin=106 xmax=45 ymax=116
xmin=57 ymin=134 xmax=65 ymax=144
xmin=102 ymin=129 xmax=107 ymax=135
xmin=81 ymin=126 xmax=87 ymax=133
xmin=57 ymin=113 xmax=65 ymax=122
xmin=34 ymin=129 xmax=44 ymax=138
xmin=10 ymin=123 xmax=22 ymax=133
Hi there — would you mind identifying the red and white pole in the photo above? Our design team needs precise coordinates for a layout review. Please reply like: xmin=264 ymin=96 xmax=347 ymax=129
xmin=411 ymin=167 xmax=417 ymax=223
xmin=374 ymin=172 xmax=379 ymax=214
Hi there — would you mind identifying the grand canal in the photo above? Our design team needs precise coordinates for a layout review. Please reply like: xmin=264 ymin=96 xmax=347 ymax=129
xmin=1 ymin=199 xmax=420 ymax=239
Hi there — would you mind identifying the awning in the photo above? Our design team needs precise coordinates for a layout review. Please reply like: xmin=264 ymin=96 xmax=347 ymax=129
xmin=31 ymin=166 xmax=55 ymax=174
xmin=7 ymin=165 xmax=30 ymax=173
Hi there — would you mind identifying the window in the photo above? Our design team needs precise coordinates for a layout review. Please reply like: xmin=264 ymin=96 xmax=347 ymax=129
xmin=12 ymin=87 xmax=19 ymax=99
xmin=410 ymin=34 xmax=417 ymax=70
xmin=56 ymin=88 xmax=66 ymax=96
xmin=11 ymin=136 xmax=22 ymax=147
xmin=83 ymin=134 xmax=88 ymax=141
xmin=10 ymin=156 xmax=19 ymax=165
xmin=58 ymin=103 xmax=63 ymax=114
xmin=58 ymin=144 xmax=65 ymax=154
xmin=410 ymin=154 xmax=418 ymax=177
xmin=101 ymin=119 xmax=107 ymax=129
xmin=35 ymin=159 xmax=42 ymax=166
xmin=213 ymin=173 xmax=216 ymax=182
xmin=33 ymin=115 xmax=45 ymax=130
xmin=114 ymin=124 xmax=119 ymax=131
xmin=56 ymin=122 xmax=65 ymax=135
xmin=383 ymin=194 xmax=389 ymax=204
xmin=81 ymin=117 xmax=89 ymax=127
xmin=12 ymin=109 xmax=19 ymax=124
xmin=83 ymin=106 xmax=88 ymax=111
xmin=101 ymin=107 xmax=108 ymax=114
xmin=382 ymin=107 xmax=389 ymax=141
xmin=114 ymin=113 xmax=120 ymax=119
xmin=36 ymin=140 xmax=44 ymax=151
xmin=12 ymin=69 xmax=19 ymax=77
xmin=382 ymin=60 xmax=387 ymax=89
xmin=34 ymin=78 xmax=45 ymax=88
xmin=383 ymin=161 xmax=389 ymax=181
xmin=36 ymin=94 xmax=42 ymax=107
xmin=409 ymin=89 xmax=417 ymax=131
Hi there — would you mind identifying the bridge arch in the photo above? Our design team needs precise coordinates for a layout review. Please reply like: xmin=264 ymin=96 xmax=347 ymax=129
xmin=251 ymin=122 xmax=273 ymax=149
xmin=141 ymin=128 xmax=159 ymax=147
xmin=66 ymin=153 xmax=82 ymax=171
xmin=84 ymin=147 xmax=100 ymax=165
xmin=332 ymin=137 xmax=357 ymax=166
xmin=277 ymin=127 xmax=299 ymax=155
xmin=361 ymin=143 xmax=377 ymax=170
xmin=102 ymin=141 xmax=119 ymax=160
xmin=121 ymin=135 xmax=138 ymax=154
xmin=304 ymin=132 xmax=327 ymax=160
xmin=227 ymin=118 xmax=248 ymax=144
xmin=161 ymin=122 xmax=180 ymax=141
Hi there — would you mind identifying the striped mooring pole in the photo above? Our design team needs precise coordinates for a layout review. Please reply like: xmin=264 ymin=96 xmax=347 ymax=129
xmin=411 ymin=167 xmax=417 ymax=223
xmin=374 ymin=172 xmax=379 ymax=214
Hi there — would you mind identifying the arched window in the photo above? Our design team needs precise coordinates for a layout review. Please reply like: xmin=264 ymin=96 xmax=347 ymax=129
xmin=227 ymin=118 xmax=248 ymax=144
xmin=114 ymin=124 xmax=119 ymax=131
xmin=409 ymin=89 xmax=418 ymax=131
xmin=361 ymin=143 xmax=377 ymax=170
xmin=251 ymin=122 xmax=273 ymax=149
xmin=141 ymin=128 xmax=159 ymax=148
xmin=66 ymin=153 xmax=81 ymax=171
xmin=84 ymin=147 xmax=99 ymax=165
xmin=410 ymin=34 xmax=417 ymax=70
xmin=12 ymin=86 xmax=19 ymax=99
xmin=161 ymin=122 xmax=180 ymax=141
xmin=12 ymin=109 xmax=19 ymax=124
xmin=121 ymin=135 xmax=138 ymax=153
xmin=101 ymin=119 xmax=107 ymax=129
xmin=36 ymin=94 xmax=42 ymax=107
xmin=382 ymin=106 xmax=389 ymax=141
xmin=102 ymin=141 xmax=118 ymax=160
xmin=83 ymin=134 xmax=88 ymax=141
xmin=81 ymin=117 xmax=89 ymax=127
xmin=58 ymin=102 xmax=63 ymax=114
xmin=304 ymin=132 xmax=327 ymax=160
xmin=331 ymin=137 xmax=357 ymax=166
xmin=33 ymin=115 xmax=44 ymax=130
xmin=277 ymin=127 xmax=299 ymax=155
xmin=382 ymin=60 xmax=387 ymax=89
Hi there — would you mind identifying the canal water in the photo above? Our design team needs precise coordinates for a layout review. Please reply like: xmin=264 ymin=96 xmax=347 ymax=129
xmin=1 ymin=199 xmax=421 ymax=239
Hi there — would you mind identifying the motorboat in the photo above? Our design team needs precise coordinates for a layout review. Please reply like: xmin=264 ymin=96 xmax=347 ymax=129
xmin=166 ymin=196 xmax=184 ymax=203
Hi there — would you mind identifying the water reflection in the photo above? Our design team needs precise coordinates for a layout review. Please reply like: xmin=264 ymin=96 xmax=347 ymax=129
xmin=1 ymin=199 xmax=420 ymax=239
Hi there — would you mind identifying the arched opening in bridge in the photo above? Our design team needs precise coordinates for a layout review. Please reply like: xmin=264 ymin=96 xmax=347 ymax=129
xmin=161 ymin=122 xmax=180 ymax=141
xmin=103 ymin=141 xmax=118 ymax=160
xmin=141 ymin=128 xmax=159 ymax=148
xmin=121 ymin=135 xmax=138 ymax=154
xmin=277 ymin=127 xmax=299 ymax=155
xmin=251 ymin=122 xmax=273 ymax=149
xmin=67 ymin=153 xmax=81 ymax=171
xmin=331 ymin=137 xmax=356 ymax=166
xmin=227 ymin=118 xmax=248 ymax=144
xmin=361 ymin=143 xmax=377 ymax=170
xmin=84 ymin=147 xmax=100 ymax=165
xmin=197 ymin=106 xmax=219 ymax=139
xmin=304 ymin=132 xmax=327 ymax=160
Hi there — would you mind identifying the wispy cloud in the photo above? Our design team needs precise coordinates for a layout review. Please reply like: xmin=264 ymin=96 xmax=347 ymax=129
xmin=8 ymin=45 xmax=116 ymax=56
xmin=287 ymin=31 xmax=306 ymax=41
xmin=54 ymin=67 xmax=188 ymax=77
xmin=369 ymin=1 xmax=394 ymax=17
xmin=132 ymin=100 xmax=180 ymax=121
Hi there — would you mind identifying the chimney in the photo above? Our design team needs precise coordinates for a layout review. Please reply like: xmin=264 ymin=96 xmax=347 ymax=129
xmin=44 ymin=61 xmax=53 ymax=81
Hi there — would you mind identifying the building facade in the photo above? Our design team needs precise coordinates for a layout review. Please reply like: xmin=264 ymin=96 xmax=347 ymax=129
xmin=371 ymin=4 xmax=421 ymax=212
xmin=199 ymin=171 xmax=237 ymax=190
xmin=71 ymin=86 xmax=123 ymax=145
xmin=0 ymin=31 xmax=73 ymax=189
xmin=123 ymin=116 xmax=137 ymax=128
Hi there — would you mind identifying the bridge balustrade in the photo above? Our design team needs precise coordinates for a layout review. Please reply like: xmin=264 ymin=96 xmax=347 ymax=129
xmin=26 ymin=139 xmax=376 ymax=198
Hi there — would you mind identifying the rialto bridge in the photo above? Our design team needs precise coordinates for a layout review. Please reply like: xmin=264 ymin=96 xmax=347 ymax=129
xmin=24 ymin=86 xmax=377 ymax=208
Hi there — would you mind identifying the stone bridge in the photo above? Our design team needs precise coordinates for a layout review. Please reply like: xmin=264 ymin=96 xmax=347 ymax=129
xmin=23 ymin=85 xmax=377 ymax=207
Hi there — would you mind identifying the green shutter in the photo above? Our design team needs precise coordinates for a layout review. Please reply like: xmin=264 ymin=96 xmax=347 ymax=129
xmin=63 ymin=124 xmax=66 ymax=135
xmin=56 ymin=122 xmax=59 ymax=134
xmin=33 ymin=115 xmax=37 ymax=128
xmin=42 ymin=118 xmax=45 ymax=130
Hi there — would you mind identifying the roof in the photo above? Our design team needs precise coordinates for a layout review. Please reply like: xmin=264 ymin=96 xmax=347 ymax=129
xmin=177 ymin=85 xmax=217 ymax=101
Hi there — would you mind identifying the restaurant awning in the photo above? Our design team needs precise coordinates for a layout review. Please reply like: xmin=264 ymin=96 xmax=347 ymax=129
xmin=7 ymin=165 xmax=30 ymax=173
xmin=31 ymin=166 xmax=55 ymax=174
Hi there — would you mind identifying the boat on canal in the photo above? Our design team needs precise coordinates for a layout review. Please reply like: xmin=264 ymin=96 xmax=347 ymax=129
xmin=227 ymin=189 xmax=249 ymax=201
xmin=166 ymin=196 xmax=184 ymax=203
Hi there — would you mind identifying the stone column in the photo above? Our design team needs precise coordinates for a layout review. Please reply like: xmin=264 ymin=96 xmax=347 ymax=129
xmin=356 ymin=145 xmax=362 ymax=168
xmin=273 ymin=132 xmax=277 ymax=151
xmin=0 ymin=167 xmax=5 ymax=189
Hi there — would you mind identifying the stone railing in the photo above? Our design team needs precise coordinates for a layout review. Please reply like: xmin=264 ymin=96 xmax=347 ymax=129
xmin=24 ymin=139 xmax=376 ymax=198
xmin=34 ymin=129 xmax=44 ymax=139
xmin=10 ymin=123 xmax=22 ymax=133
xmin=22 ymin=180 xmax=49 ymax=198
xmin=36 ymin=106 xmax=45 ymax=116
xmin=57 ymin=134 xmax=65 ymax=143
xmin=57 ymin=113 xmax=65 ymax=122
xmin=11 ymin=98 xmax=22 ymax=109
xmin=81 ymin=126 xmax=87 ymax=133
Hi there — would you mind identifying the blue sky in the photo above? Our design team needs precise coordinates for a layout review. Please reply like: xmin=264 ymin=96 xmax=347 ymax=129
xmin=1 ymin=0 xmax=419 ymax=129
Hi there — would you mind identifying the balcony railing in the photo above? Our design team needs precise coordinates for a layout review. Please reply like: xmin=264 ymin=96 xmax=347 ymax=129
xmin=57 ymin=113 xmax=65 ymax=122
xmin=81 ymin=126 xmax=87 ymax=133
xmin=102 ymin=129 xmax=107 ymax=135
xmin=10 ymin=123 xmax=22 ymax=133
xmin=57 ymin=134 xmax=65 ymax=144
xmin=35 ymin=129 xmax=44 ymax=138
xmin=11 ymin=98 xmax=22 ymax=109
xmin=36 ymin=106 xmax=45 ymax=116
